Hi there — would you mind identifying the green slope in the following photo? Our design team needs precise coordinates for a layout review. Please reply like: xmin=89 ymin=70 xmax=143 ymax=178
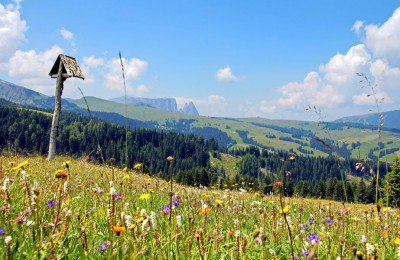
xmin=70 ymin=97 xmax=400 ymax=161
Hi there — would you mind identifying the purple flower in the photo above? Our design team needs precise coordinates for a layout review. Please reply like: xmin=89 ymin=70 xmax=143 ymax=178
xmin=115 ymin=194 xmax=122 ymax=200
xmin=162 ymin=205 xmax=170 ymax=214
xmin=172 ymin=200 xmax=180 ymax=207
xmin=302 ymin=249 xmax=310 ymax=256
xmin=308 ymin=233 xmax=321 ymax=244
xmin=303 ymin=224 xmax=309 ymax=231
xmin=324 ymin=216 xmax=333 ymax=226
xmin=46 ymin=200 xmax=56 ymax=208
xmin=0 ymin=228 xmax=5 ymax=235
xmin=308 ymin=219 xmax=314 ymax=225
xmin=99 ymin=241 xmax=107 ymax=252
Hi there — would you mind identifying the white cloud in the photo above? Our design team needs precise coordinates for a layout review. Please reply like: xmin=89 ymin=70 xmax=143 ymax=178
xmin=7 ymin=45 xmax=65 ymax=96
xmin=0 ymin=2 xmax=27 ymax=63
xmin=351 ymin=20 xmax=364 ymax=35
xmin=104 ymin=57 xmax=148 ymax=93
xmin=369 ymin=59 xmax=400 ymax=88
xmin=60 ymin=28 xmax=74 ymax=40
xmin=320 ymin=44 xmax=371 ymax=86
xmin=352 ymin=91 xmax=391 ymax=105
xmin=362 ymin=7 xmax=400 ymax=66
xmin=136 ymin=84 xmax=150 ymax=96
xmin=208 ymin=95 xmax=225 ymax=104
xmin=83 ymin=55 xmax=104 ymax=68
xmin=215 ymin=65 xmax=239 ymax=82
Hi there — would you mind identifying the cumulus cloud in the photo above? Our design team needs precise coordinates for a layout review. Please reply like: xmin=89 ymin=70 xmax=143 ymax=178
xmin=7 ymin=45 xmax=65 ymax=95
xmin=363 ymin=7 xmax=400 ymax=66
xmin=215 ymin=66 xmax=239 ymax=82
xmin=0 ymin=1 xmax=28 ymax=63
xmin=136 ymin=84 xmax=150 ymax=96
xmin=83 ymin=55 xmax=104 ymax=68
xmin=352 ymin=91 xmax=391 ymax=105
xmin=104 ymin=57 xmax=148 ymax=93
xmin=60 ymin=28 xmax=74 ymax=40
xmin=351 ymin=20 xmax=364 ymax=35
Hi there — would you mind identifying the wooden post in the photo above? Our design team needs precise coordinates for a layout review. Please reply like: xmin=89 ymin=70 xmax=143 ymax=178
xmin=48 ymin=60 xmax=65 ymax=160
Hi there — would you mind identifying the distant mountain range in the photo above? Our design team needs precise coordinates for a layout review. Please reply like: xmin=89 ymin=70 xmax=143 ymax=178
xmin=336 ymin=110 xmax=400 ymax=130
xmin=111 ymin=96 xmax=199 ymax=116
xmin=1 ymin=78 xmax=399 ymax=161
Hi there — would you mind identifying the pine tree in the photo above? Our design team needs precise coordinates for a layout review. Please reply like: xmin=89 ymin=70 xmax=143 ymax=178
xmin=386 ymin=158 xmax=400 ymax=207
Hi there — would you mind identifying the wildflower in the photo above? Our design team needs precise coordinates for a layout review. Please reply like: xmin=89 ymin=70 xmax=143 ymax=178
xmin=376 ymin=204 xmax=381 ymax=213
xmin=11 ymin=161 xmax=28 ymax=171
xmin=176 ymin=215 xmax=182 ymax=227
xmin=308 ymin=219 xmax=314 ymax=225
xmin=62 ymin=161 xmax=70 ymax=169
xmin=99 ymin=241 xmax=107 ymax=252
xmin=26 ymin=220 xmax=34 ymax=227
xmin=150 ymin=211 xmax=157 ymax=229
xmin=302 ymin=249 xmax=310 ymax=257
xmin=303 ymin=224 xmax=309 ymax=231
xmin=308 ymin=233 xmax=321 ymax=245
xmin=162 ymin=205 xmax=170 ymax=214
xmin=133 ymin=163 xmax=143 ymax=169
xmin=199 ymin=208 xmax=211 ymax=215
xmin=361 ymin=235 xmax=367 ymax=243
xmin=0 ymin=228 xmax=5 ymax=235
xmin=227 ymin=231 xmax=234 ymax=237
xmin=123 ymin=174 xmax=130 ymax=180
xmin=112 ymin=226 xmax=126 ymax=235
xmin=235 ymin=230 xmax=240 ymax=237
xmin=269 ymin=249 xmax=276 ymax=255
xmin=125 ymin=215 xmax=133 ymax=230
xmin=281 ymin=206 xmax=290 ymax=214
xmin=215 ymin=199 xmax=223 ymax=206
xmin=115 ymin=194 xmax=122 ymax=200
xmin=140 ymin=209 xmax=147 ymax=216
xmin=46 ymin=200 xmax=56 ymax=208
xmin=194 ymin=232 xmax=200 ymax=238
xmin=2 ymin=178 xmax=10 ymax=191
xmin=172 ymin=199 xmax=180 ymax=207
xmin=142 ymin=218 xmax=149 ymax=231
xmin=167 ymin=156 xmax=174 ymax=162
xmin=366 ymin=243 xmax=375 ymax=255
xmin=4 ymin=236 xmax=12 ymax=245
xmin=394 ymin=237 xmax=400 ymax=246
xmin=139 ymin=193 xmax=150 ymax=200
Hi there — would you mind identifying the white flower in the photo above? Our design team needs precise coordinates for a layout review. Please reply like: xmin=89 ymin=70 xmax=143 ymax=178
xmin=150 ymin=211 xmax=157 ymax=229
xmin=235 ymin=230 xmax=240 ymax=237
xmin=361 ymin=235 xmax=367 ymax=243
xmin=26 ymin=220 xmax=34 ymax=227
xmin=366 ymin=243 xmax=375 ymax=255
xmin=2 ymin=178 xmax=10 ymax=191
xmin=4 ymin=236 xmax=12 ymax=245
xmin=63 ymin=181 xmax=68 ymax=193
xmin=124 ymin=203 xmax=130 ymax=211
xmin=140 ymin=209 xmax=147 ymax=216
xmin=125 ymin=215 xmax=133 ymax=229
xmin=269 ymin=249 xmax=275 ymax=255
xmin=109 ymin=181 xmax=116 ymax=195
xmin=259 ymin=227 xmax=264 ymax=234
xmin=21 ymin=170 xmax=28 ymax=180
xmin=176 ymin=215 xmax=182 ymax=228
xmin=142 ymin=218 xmax=149 ymax=231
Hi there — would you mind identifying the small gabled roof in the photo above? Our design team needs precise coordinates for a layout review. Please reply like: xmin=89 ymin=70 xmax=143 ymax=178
xmin=49 ymin=54 xmax=85 ymax=79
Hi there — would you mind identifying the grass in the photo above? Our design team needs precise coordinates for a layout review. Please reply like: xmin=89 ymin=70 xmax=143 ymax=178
xmin=1 ymin=155 xmax=400 ymax=259
xmin=210 ymin=153 xmax=240 ymax=178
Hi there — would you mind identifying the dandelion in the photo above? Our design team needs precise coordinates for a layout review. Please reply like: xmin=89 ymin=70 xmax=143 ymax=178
xmin=215 ymin=199 xmax=223 ymax=206
xmin=11 ymin=161 xmax=28 ymax=171
xmin=394 ymin=237 xmax=400 ymax=246
xmin=139 ymin=193 xmax=150 ymax=200
xmin=281 ymin=206 xmax=290 ymax=214
xmin=167 ymin=156 xmax=174 ymax=162
xmin=133 ymin=163 xmax=143 ymax=169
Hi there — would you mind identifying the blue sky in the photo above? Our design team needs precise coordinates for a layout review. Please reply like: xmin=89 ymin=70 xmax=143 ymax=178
xmin=0 ymin=0 xmax=399 ymax=120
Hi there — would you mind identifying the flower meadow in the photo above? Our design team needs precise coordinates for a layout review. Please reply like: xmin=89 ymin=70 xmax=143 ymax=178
xmin=1 ymin=155 xmax=400 ymax=259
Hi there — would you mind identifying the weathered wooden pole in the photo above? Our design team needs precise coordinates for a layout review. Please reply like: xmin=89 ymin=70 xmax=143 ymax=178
xmin=48 ymin=59 xmax=65 ymax=160
xmin=47 ymin=54 xmax=84 ymax=160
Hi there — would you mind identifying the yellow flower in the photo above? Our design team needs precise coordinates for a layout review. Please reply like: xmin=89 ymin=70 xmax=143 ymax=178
xmin=139 ymin=193 xmax=150 ymax=200
xmin=167 ymin=156 xmax=174 ymax=162
xmin=112 ymin=226 xmax=126 ymax=235
xmin=11 ymin=160 xmax=28 ymax=171
xmin=122 ymin=167 xmax=128 ymax=172
xmin=137 ymin=217 xmax=145 ymax=223
xmin=394 ymin=237 xmax=400 ymax=245
xmin=374 ymin=218 xmax=380 ymax=223
xmin=134 ymin=163 xmax=143 ymax=169
xmin=194 ymin=232 xmax=200 ymax=238
xmin=148 ymin=188 xmax=154 ymax=193
xmin=62 ymin=161 xmax=70 ymax=168
xmin=123 ymin=174 xmax=130 ymax=180
xmin=8 ymin=161 xmax=15 ymax=166
xmin=281 ymin=206 xmax=290 ymax=214
xmin=215 ymin=199 xmax=223 ymax=206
